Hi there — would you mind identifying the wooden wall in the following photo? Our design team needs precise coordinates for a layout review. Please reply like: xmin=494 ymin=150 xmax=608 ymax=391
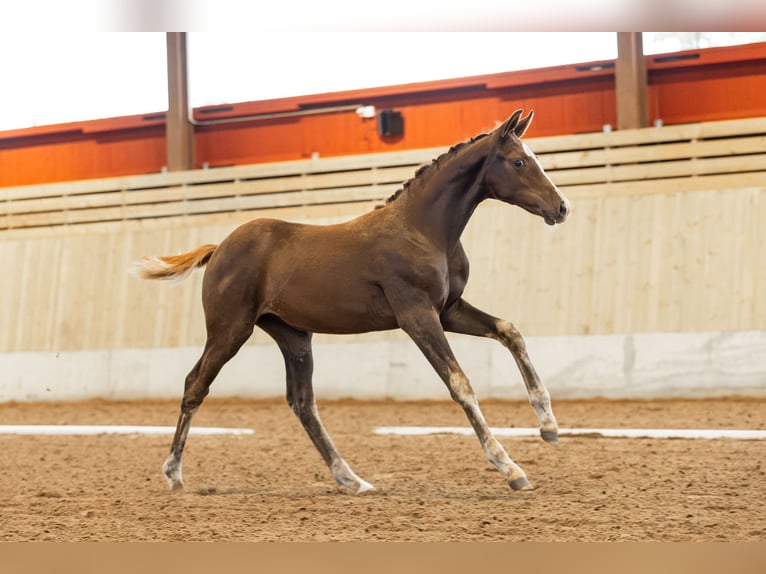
xmin=1 ymin=117 xmax=765 ymax=353
xmin=1 ymin=42 xmax=765 ymax=188
xmin=2 ymin=186 xmax=764 ymax=354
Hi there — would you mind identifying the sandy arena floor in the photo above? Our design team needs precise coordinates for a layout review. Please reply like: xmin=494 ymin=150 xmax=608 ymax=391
xmin=0 ymin=397 xmax=764 ymax=541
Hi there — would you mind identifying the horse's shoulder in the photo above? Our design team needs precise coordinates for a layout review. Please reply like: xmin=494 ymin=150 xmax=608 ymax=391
xmin=449 ymin=241 xmax=469 ymax=269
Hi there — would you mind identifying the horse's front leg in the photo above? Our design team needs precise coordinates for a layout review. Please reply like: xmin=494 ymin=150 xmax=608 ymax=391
xmin=389 ymin=295 xmax=532 ymax=491
xmin=441 ymin=297 xmax=559 ymax=445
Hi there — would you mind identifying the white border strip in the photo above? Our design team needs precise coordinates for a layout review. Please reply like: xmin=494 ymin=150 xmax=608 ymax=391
xmin=374 ymin=427 xmax=766 ymax=440
xmin=0 ymin=425 xmax=254 ymax=436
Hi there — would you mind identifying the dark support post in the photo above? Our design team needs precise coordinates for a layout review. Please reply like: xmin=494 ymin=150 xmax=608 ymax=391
xmin=166 ymin=32 xmax=194 ymax=171
xmin=615 ymin=32 xmax=649 ymax=130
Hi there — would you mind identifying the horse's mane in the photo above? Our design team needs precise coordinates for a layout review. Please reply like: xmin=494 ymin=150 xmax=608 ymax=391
xmin=378 ymin=132 xmax=491 ymax=208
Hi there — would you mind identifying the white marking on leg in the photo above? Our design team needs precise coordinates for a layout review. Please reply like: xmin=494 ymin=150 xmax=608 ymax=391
xmin=163 ymin=454 xmax=184 ymax=490
xmin=528 ymin=386 xmax=558 ymax=433
xmin=330 ymin=458 xmax=374 ymax=493
xmin=449 ymin=371 xmax=476 ymax=406
xmin=448 ymin=371 xmax=527 ymax=483
xmin=495 ymin=319 xmax=558 ymax=434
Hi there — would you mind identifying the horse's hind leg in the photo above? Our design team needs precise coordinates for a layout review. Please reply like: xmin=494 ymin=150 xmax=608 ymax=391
xmin=163 ymin=320 xmax=254 ymax=490
xmin=258 ymin=315 xmax=373 ymax=494
xmin=441 ymin=298 xmax=559 ymax=444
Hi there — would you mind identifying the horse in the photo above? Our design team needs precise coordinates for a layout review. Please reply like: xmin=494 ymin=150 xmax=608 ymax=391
xmin=134 ymin=109 xmax=570 ymax=493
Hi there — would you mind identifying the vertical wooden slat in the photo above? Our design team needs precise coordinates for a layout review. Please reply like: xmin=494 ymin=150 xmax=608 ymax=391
xmin=663 ymin=193 xmax=685 ymax=332
xmin=643 ymin=194 xmax=664 ymax=332
xmin=754 ymin=188 xmax=766 ymax=325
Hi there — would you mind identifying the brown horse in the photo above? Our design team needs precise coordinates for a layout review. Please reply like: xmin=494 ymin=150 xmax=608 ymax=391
xmin=135 ymin=109 xmax=570 ymax=493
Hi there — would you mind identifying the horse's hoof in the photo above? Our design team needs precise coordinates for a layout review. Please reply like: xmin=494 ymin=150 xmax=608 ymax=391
xmin=509 ymin=476 xmax=534 ymax=491
xmin=540 ymin=429 xmax=559 ymax=446
xmin=166 ymin=477 xmax=184 ymax=491
xmin=331 ymin=459 xmax=374 ymax=494
xmin=356 ymin=480 xmax=375 ymax=494
xmin=163 ymin=457 xmax=184 ymax=491
xmin=163 ymin=467 xmax=184 ymax=491
xmin=169 ymin=480 xmax=184 ymax=492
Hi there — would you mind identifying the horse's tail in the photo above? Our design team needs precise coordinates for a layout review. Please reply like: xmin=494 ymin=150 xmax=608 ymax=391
xmin=131 ymin=244 xmax=218 ymax=282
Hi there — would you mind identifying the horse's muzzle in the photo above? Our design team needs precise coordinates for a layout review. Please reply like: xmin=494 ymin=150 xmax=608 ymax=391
xmin=545 ymin=199 xmax=570 ymax=226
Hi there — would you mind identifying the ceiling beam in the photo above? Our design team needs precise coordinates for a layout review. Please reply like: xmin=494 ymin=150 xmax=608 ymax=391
xmin=615 ymin=32 xmax=649 ymax=130
xmin=166 ymin=32 xmax=194 ymax=171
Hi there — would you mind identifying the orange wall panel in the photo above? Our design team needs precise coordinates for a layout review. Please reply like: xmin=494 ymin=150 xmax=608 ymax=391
xmin=1 ymin=42 xmax=765 ymax=188
xmin=649 ymin=61 xmax=766 ymax=124
xmin=0 ymin=124 xmax=166 ymax=187
xmin=194 ymin=75 xmax=618 ymax=168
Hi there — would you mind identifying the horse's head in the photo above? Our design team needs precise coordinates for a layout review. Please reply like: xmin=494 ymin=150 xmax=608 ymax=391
xmin=483 ymin=110 xmax=570 ymax=226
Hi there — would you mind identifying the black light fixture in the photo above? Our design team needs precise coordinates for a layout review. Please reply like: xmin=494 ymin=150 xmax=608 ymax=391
xmin=377 ymin=109 xmax=404 ymax=137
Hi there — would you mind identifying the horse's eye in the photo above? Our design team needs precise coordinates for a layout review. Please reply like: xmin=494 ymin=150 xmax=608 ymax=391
xmin=512 ymin=159 xmax=525 ymax=168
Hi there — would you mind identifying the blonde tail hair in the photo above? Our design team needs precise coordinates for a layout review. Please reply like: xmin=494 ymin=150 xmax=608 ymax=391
xmin=131 ymin=244 xmax=217 ymax=282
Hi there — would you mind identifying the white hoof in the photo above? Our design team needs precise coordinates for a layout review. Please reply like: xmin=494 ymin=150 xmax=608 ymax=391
xmin=355 ymin=479 xmax=375 ymax=494
xmin=332 ymin=459 xmax=374 ymax=494
xmin=163 ymin=456 xmax=184 ymax=491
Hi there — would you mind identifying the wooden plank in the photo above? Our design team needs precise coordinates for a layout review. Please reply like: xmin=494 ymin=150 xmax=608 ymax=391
xmin=4 ymin=169 xmax=765 ymax=231
xmin=0 ymin=202 xmax=375 ymax=241
xmin=4 ymin=164 xmax=408 ymax=216
xmin=570 ymin=197 xmax=598 ymax=334
xmin=0 ymin=240 xmax=24 ymax=349
xmin=218 ymin=166 xmax=411 ymax=196
xmin=561 ymin=171 xmax=766 ymax=200
xmin=530 ymin=116 xmax=766 ymax=154
xmin=4 ymin=162 xmax=413 ymax=213
xmin=1 ymin=178 xmax=125 ymax=201
xmin=550 ymin=153 xmax=766 ymax=186
xmin=6 ymin=191 xmax=128 ymax=215
xmin=737 ymin=190 xmax=759 ymax=328
xmin=7 ymin=146 xmax=764 ymax=223
xmin=677 ymin=191 xmax=706 ymax=331
xmin=754 ymin=189 xmax=766 ymax=325
xmin=118 ymin=159 xmax=423 ymax=193
xmin=540 ymin=135 xmax=766 ymax=170
xmin=697 ymin=117 xmax=766 ymax=140
xmin=3 ymin=114 xmax=764 ymax=205
xmin=187 ymin=185 xmax=394 ymax=214
xmin=643 ymin=194 xmax=665 ymax=331
xmin=613 ymin=195 xmax=640 ymax=332
xmin=0 ymin=149 xmax=428 ymax=202
xmin=120 ymin=166 xmax=410 ymax=205
xmin=3 ymin=166 xmax=412 ymax=218
xmin=656 ymin=192 xmax=683 ymax=332
xmin=727 ymin=190 xmax=750 ymax=330
xmin=113 ymin=147 xmax=434 ymax=191
xmin=3 ymin=184 xmax=399 ymax=229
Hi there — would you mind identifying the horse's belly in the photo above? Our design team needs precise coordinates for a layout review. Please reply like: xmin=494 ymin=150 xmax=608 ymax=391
xmin=263 ymin=280 xmax=398 ymax=335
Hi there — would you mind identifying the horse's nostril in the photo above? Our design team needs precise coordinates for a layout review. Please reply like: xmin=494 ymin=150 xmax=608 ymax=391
xmin=559 ymin=201 xmax=569 ymax=216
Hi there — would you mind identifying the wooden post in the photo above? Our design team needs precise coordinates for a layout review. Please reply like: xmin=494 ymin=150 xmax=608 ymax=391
xmin=615 ymin=32 xmax=649 ymax=130
xmin=166 ymin=32 xmax=194 ymax=171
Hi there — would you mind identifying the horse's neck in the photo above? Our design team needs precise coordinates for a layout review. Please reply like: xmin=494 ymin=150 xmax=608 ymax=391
xmin=397 ymin=138 xmax=491 ymax=251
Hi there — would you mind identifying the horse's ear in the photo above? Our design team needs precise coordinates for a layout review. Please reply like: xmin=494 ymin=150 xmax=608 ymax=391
xmin=499 ymin=109 xmax=524 ymax=139
xmin=514 ymin=110 xmax=534 ymax=138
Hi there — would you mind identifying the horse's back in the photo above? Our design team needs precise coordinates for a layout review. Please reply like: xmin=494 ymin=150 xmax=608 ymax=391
xmin=201 ymin=215 xmax=400 ymax=334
